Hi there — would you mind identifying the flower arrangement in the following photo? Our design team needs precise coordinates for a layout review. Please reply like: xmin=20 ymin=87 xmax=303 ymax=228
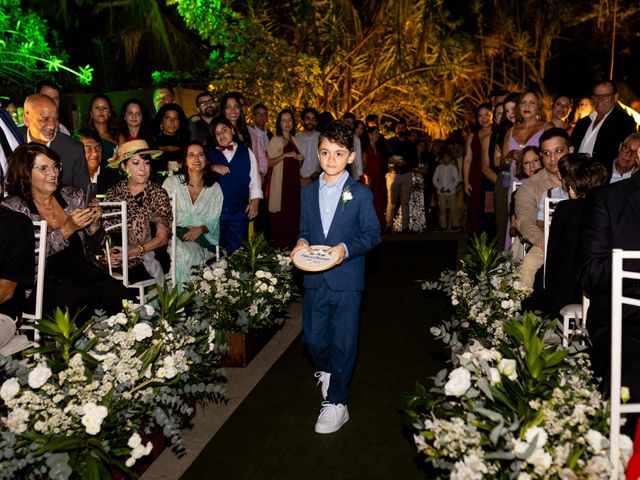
xmin=423 ymin=233 xmax=530 ymax=348
xmin=0 ymin=284 xmax=227 ymax=480
xmin=406 ymin=234 xmax=633 ymax=479
xmin=188 ymin=233 xmax=295 ymax=333
xmin=406 ymin=313 xmax=633 ymax=479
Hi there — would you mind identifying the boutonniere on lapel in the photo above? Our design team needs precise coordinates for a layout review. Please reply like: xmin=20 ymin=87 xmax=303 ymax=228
xmin=341 ymin=186 xmax=353 ymax=211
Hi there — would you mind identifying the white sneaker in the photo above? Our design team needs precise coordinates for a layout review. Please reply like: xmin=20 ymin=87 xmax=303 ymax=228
xmin=314 ymin=371 xmax=331 ymax=400
xmin=314 ymin=402 xmax=349 ymax=434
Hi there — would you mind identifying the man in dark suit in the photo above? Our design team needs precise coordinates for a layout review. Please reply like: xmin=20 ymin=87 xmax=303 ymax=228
xmin=577 ymin=165 xmax=640 ymax=434
xmin=0 ymin=107 xmax=22 ymax=195
xmin=571 ymin=79 xmax=637 ymax=174
xmin=19 ymin=94 xmax=89 ymax=189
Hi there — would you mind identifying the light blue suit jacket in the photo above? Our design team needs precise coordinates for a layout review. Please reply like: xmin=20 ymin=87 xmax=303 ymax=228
xmin=298 ymin=175 xmax=380 ymax=291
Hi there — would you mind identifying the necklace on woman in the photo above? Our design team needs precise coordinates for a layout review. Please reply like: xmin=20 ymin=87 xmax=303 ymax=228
xmin=36 ymin=198 xmax=56 ymax=224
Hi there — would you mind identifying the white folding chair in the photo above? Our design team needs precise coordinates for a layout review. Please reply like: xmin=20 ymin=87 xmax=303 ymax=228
xmin=100 ymin=194 xmax=177 ymax=304
xmin=560 ymin=294 xmax=589 ymax=347
xmin=20 ymin=220 xmax=47 ymax=344
xmin=542 ymin=197 xmax=566 ymax=288
xmin=511 ymin=180 xmax=523 ymax=194
xmin=610 ymin=249 xmax=640 ymax=478
xmin=99 ymin=200 xmax=129 ymax=286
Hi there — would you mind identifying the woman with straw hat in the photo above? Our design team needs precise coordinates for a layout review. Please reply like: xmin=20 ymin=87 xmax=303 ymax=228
xmin=104 ymin=139 xmax=172 ymax=284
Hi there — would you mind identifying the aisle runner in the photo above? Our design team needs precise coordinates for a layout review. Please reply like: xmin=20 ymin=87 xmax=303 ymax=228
xmin=180 ymin=240 xmax=457 ymax=480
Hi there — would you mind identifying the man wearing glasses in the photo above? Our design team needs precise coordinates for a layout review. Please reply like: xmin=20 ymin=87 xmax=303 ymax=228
xmin=571 ymin=80 xmax=637 ymax=174
xmin=19 ymin=94 xmax=89 ymax=189
xmin=609 ymin=133 xmax=640 ymax=184
xmin=189 ymin=91 xmax=218 ymax=144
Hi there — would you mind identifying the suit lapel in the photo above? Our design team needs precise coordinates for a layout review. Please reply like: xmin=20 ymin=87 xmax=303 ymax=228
xmin=326 ymin=176 xmax=354 ymax=242
xmin=626 ymin=175 xmax=640 ymax=219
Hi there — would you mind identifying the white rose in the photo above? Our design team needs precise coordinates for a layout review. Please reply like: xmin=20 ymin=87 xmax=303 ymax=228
xmin=28 ymin=364 xmax=52 ymax=389
xmin=516 ymin=474 xmax=532 ymax=480
xmin=342 ymin=191 xmax=353 ymax=201
xmin=115 ymin=312 xmax=128 ymax=325
xmin=498 ymin=358 xmax=518 ymax=381
xmin=213 ymin=267 xmax=225 ymax=277
xmin=489 ymin=368 xmax=501 ymax=386
xmin=143 ymin=305 xmax=155 ymax=316
xmin=0 ymin=378 xmax=20 ymax=401
xmin=444 ymin=367 xmax=471 ymax=397
xmin=621 ymin=386 xmax=631 ymax=403
xmin=202 ymin=269 xmax=215 ymax=281
xmin=528 ymin=448 xmax=552 ymax=475
xmin=132 ymin=322 xmax=153 ymax=342
xmin=525 ymin=426 xmax=548 ymax=448
xmin=128 ymin=432 xmax=142 ymax=448
xmin=430 ymin=327 xmax=442 ymax=337
xmin=267 ymin=285 xmax=275 ymax=293
xmin=586 ymin=429 xmax=605 ymax=454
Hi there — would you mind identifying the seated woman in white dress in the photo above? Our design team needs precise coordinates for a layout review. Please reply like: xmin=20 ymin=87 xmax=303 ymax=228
xmin=163 ymin=142 xmax=223 ymax=289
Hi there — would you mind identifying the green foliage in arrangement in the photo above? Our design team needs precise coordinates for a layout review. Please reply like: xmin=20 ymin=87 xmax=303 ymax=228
xmin=0 ymin=286 xmax=227 ymax=479
xmin=408 ymin=239 xmax=631 ymax=478
xmin=188 ymin=234 xmax=295 ymax=333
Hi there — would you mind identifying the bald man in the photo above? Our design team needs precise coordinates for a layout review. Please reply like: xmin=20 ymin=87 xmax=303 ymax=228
xmin=19 ymin=94 xmax=89 ymax=188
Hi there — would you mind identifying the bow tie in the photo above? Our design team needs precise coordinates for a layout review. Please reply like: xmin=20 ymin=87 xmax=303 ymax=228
xmin=217 ymin=144 xmax=234 ymax=152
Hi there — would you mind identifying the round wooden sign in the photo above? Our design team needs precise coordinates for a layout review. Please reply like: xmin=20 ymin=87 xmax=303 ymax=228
xmin=292 ymin=245 xmax=340 ymax=272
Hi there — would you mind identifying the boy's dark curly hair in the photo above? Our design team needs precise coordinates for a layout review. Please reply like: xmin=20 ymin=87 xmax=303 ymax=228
xmin=318 ymin=121 xmax=354 ymax=152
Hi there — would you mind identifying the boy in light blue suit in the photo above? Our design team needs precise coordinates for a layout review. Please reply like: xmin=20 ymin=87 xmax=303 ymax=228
xmin=291 ymin=121 xmax=380 ymax=434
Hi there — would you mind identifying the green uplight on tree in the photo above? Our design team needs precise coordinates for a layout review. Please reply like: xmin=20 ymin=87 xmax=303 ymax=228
xmin=0 ymin=0 xmax=93 ymax=89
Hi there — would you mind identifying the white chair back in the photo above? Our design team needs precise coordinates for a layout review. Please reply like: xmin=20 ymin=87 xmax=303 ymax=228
xmin=21 ymin=220 xmax=47 ymax=343
xmin=101 ymin=193 xmax=177 ymax=303
xmin=542 ymin=197 xmax=566 ymax=288
xmin=609 ymin=248 xmax=640 ymax=478
xmin=511 ymin=180 xmax=523 ymax=193
xmin=99 ymin=200 xmax=129 ymax=286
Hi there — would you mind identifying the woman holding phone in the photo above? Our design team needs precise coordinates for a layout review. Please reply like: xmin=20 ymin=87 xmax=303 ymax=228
xmin=2 ymin=143 xmax=132 ymax=323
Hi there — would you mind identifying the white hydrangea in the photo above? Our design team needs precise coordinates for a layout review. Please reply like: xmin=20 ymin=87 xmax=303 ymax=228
xmin=450 ymin=454 xmax=488 ymax=480
xmin=3 ymin=407 xmax=29 ymax=433
xmin=81 ymin=402 xmax=108 ymax=435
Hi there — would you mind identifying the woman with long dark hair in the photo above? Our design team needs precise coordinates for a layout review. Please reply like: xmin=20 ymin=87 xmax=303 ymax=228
xmin=163 ymin=142 xmax=223 ymax=289
xmin=266 ymin=108 xmax=303 ymax=249
xmin=463 ymin=102 xmax=493 ymax=236
xmin=118 ymin=99 xmax=154 ymax=145
xmin=153 ymin=103 xmax=189 ymax=181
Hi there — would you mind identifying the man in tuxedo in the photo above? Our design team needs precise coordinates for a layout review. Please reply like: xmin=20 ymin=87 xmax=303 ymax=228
xmin=571 ymin=79 xmax=637 ymax=174
xmin=20 ymin=94 xmax=89 ymax=189
xmin=577 ymin=158 xmax=640 ymax=433
xmin=0 ymin=107 xmax=22 ymax=195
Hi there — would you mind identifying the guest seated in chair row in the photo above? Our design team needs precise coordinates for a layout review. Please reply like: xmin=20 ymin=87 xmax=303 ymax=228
xmin=529 ymin=154 xmax=608 ymax=318
xmin=104 ymin=140 xmax=172 ymax=284
xmin=163 ymin=142 xmax=223 ymax=290
xmin=2 ymin=143 xmax=132 ymax=323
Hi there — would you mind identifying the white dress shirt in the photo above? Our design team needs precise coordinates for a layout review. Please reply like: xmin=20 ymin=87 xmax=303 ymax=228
xmin=221 ymin=142 xmax=263 ymax=200
xmin=295 ymin=130 xmax=321 ymax=178
xmin=578 ymin=109 xmax=614 ymax=156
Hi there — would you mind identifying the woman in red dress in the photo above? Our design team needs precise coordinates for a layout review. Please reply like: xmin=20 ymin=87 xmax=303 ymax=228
xmin=463 ymin=103 xmax=493 ymax=235
xmin=364 ymin=126 xmax=386 ymax=231
xmin=266 ymin=108 xmax=303 ymax=250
